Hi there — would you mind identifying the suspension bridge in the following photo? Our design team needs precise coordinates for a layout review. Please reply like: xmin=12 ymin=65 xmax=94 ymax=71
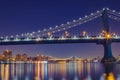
xmin=0 ymin=8 xmax=120 ymax=63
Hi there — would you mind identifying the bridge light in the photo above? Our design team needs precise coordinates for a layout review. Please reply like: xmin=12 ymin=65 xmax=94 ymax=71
xmin=85 ymin=15 xmax=88 ymax=18
xmin=79 ymin=18 xmax=82 ymax=20
xmin=106 ymin=34 xmax=111 ymax=39
xmin=44 ymin=29 xmax=46 ymax=31
xmin=115 ymin=35 xmax=117 ymax=38
xmin=106 ymin=8 xmax=109 ymax=10
xmin=91 ymin=13 xmax=94 ymax=15
xmin=21 ymin=34 xmax=24 ymax=36
xmin=63 ymin=28 xmax=66 ymax=30
xmin=112 ymin=33 xmax=118 ymax=38
xmin=82 ymin=31 xmax=87 ymax=37
xmin=16 ymin=35 xmax=19 ymax=37
xmin=14 ymin=38 xmax=19 ymax=41
xmin=99 ymin=34 xmax=101 ymax=38
xmin=65 ymin=31 xmax=70 ymax=38
xmin=73 ymin=35 xmax=77 ymax=39
xmin=0 ymin=36 xmax=3 ymax=39
xmin=61 ymin=24 xmax=64 ymax=26
xmin=102 ymin=30 xmax=105 ymax=33
xmin=32 ymin=32 xmax=35 ymax=34
xmin=61 ymin=36 xmax=65 ymax=40
xmin=37 ymin=35 xmax=40 ymax=37
xmin=73 ymin=20 xmax=76 ymax=22
xmin=48 ymin=36 xmax=53 ymax=40
xmin=86 ymin=35 xmax=89 ymax=39
xmin=11 ymin=35 xmax=13 ymax=38
xmin=112 ymin=10 xmax=116 ymax=12
xmin=102 ymin=30 xmax=106 ymax=34
xmin=55 ymin=25 xmax=58 ymax=28
xmin=97 ymin=11 xmax=100 ymax=13
xmin=58 ymin=29 xmax=61 ymax=31
xmin=100 ymin=14 xmax=102 ymax=16
xmin=38 ymin=30 xmax=41 ymax=32
xmin=49 ymin=27 xmax=52 ymax=29
xmin=4 ymin=38 xmax=9 ymax=41
xmin=30 ymin=33 xmax=33 ymax=36
xmin=103 ymin=8 xmax=105 ymax=10
xmin=47 ymin=32 xmax=52 ymax=37
xmin=35 ymin=38 xmax=40 ymax=42
xmin=67 ymin=22 xmax=70 ymax=24
xmin=27 ymin=33 xmax=29 ymax=35
xmin=25 ymin=37 xmax=30 ymax=41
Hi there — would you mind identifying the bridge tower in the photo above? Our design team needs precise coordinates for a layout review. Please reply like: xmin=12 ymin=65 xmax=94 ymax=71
xmin=101 ymin=8 xmax=116 ymax=63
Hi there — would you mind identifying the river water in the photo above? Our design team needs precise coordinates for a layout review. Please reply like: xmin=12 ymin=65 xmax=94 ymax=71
xmin=0 ymin=62 xmax=120 ymax=80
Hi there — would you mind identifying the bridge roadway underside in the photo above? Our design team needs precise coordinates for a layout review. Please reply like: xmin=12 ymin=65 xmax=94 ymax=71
xmin=0 ymin=38 xmax=119 ymax=63
xmin=0 ymin=38 xmax=120 ymax=45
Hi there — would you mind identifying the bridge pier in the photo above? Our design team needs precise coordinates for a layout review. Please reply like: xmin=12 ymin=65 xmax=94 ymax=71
xmin=101 ymin=40 xmax=116 ymax=63
xmin=101 ymin=8 xmax=116 ymax=63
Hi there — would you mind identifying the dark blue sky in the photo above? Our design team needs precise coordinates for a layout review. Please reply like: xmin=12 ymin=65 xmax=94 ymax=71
xmin=0 ymin=0 xmax=120 ymax=58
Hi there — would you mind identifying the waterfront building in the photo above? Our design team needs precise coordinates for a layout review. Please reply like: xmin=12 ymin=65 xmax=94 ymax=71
xmin=3 ymin=50 xmax=12 ymax=61
xmin=21 ymin=53 xmax=28 ymax=61
xmin=36 ymin=54 xmax=42 ymax=61
xmin=15 ymin=54 xmax=21 ymax=61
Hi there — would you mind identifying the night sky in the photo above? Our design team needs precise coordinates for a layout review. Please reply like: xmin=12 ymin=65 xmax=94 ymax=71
xmin=0 ymin=0 xmax=120 ymax=58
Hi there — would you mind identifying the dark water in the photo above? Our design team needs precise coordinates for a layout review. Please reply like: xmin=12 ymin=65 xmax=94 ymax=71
xmin=0 ymin=62 xmax=120 ymax=80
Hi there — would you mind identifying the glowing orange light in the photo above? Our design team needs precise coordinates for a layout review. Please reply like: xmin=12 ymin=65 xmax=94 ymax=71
xmin=6 ymin=50 xmax=9 ymax=53
xmin=107 ymin=72 xmax=115 ymax=80
xmin=82 ymin=31 xmax=87 ymax=36
xmin=47 ymin=32 xmax=51 ymax=36
xmin=65 ymin=31 xmax=70 ymax=37
xmin=106 ymin=34 xmax=111 ymax=39
xmin=35 ymin=38 xmax=40 ymax=42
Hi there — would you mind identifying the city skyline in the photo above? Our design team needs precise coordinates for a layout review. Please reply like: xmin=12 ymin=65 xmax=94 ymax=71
xmin=0 ymin=0 xmax=120 ymax=58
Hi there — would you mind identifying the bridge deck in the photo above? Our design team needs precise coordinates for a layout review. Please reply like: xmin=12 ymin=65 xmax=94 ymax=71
xmin=0 ymin=37 xmax=120 ymax=45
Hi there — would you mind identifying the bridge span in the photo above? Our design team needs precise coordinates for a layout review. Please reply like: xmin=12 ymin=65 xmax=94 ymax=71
xmin=1 ymin=8 xmax=120 ymax=63
xmin=0 ymin=36 xmax=120 ymax=45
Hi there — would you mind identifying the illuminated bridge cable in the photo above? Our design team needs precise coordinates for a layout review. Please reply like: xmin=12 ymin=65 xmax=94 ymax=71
xmin=49 ymin=14 xmax=102 ymax=34
xmin=107 ymin=9 xmax=120 ymax=17
xmin=30 ymin=10 xmax=103 ymax=36
xmin=2 ymin=9 xmax=103 ymax=39
xmin=26 ymin=10 xmax=102 ymax=36
xmin=108 ymin=14 xmax=120 ymax=22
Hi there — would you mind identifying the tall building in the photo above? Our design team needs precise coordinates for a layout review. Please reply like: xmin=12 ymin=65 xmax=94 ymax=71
xmin=15 ymin=54 xmax=21 ymax=61
xmin=3 ymin=50 xmax=12 ymax=61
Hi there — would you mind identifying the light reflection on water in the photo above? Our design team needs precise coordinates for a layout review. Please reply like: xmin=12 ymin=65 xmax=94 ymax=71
xmin=0 ymin=62 xmax=119 ymax=80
